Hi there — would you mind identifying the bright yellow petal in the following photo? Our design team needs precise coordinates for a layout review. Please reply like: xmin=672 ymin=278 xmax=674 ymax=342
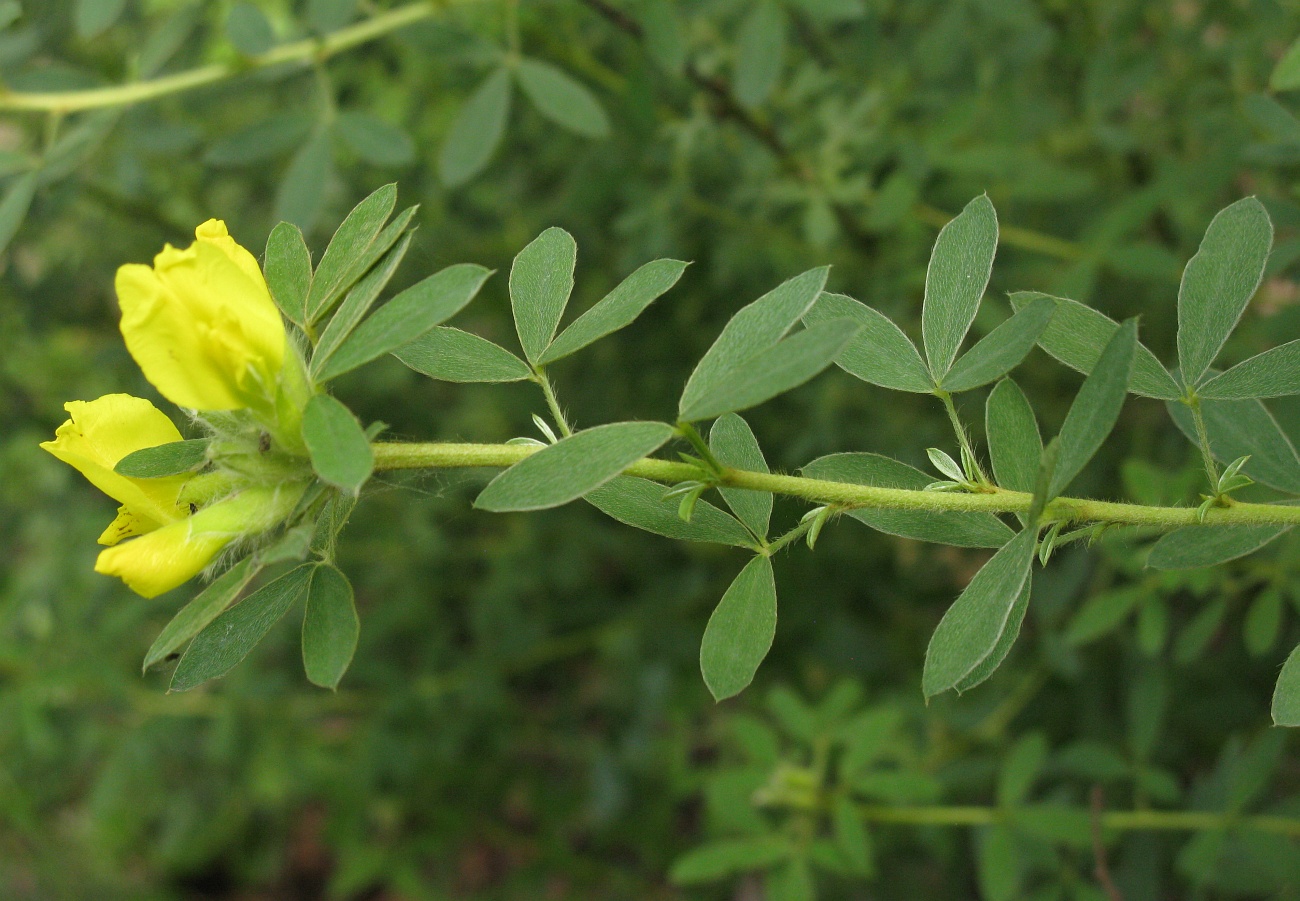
xmin=40 ymin=394 xmax=189 ymax=535
xmin=195 ymin=219 xmax=266 ymax=288
xmin=116 ymin=223 xmax=286 ymax=411
xmin=95 ymin=520 xmax=230 ymax=598
xmin=93 ymin=483 xmax=306 ymax=598
xmin=98 ymin=505 xmax=154 ymax=546
xmin=116 ymin=262 xmax=246 ymax=410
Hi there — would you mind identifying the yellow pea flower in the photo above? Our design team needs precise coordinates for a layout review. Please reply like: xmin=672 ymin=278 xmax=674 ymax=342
xmin=95 ymin=484 xmax=306 ymax=599
xmin=40 ymin=394 xmax=191 ymax=546
xmin=115 ymin=219 xmax=287 ymax=412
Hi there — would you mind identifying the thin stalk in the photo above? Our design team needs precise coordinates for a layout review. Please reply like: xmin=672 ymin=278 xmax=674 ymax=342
xmin=676 ymin=422 xmax=726 ymax=476
xmin=762 ymin=516 xmax=818 ymax=556
xmin=371 ymin=441 xmax=1300 ymax=528
xmin=936 ymin=390 xmax=989 ymax=487
xmin=0 ymin=1 xmax=461 ymax=113
xmin=853 ymin=804 xmax=1300 ymax=838
xmin=1186 ymin=395 xmax=1221 ymax=489
xmin=534 ymin=371 xmax=573 ymax=437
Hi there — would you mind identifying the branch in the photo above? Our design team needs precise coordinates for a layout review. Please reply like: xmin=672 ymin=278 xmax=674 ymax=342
xmin=371 ymin=441 xmax=1300 ymax=529
xmin=0 ymin=1 xmax=458 ymax=113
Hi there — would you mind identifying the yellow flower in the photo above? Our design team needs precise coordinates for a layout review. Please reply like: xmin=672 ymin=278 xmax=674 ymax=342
xmin=116 ymin=219 xmax=287 ymax=412
xmin=40 ymin=394 xmax=191 ymax=546
xmin=95 ymin=484 xmax=305 ymax=599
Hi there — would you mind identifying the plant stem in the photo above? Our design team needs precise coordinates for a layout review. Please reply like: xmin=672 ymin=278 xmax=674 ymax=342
xmin=0 ymin=1 xmax=459 ymax=113
xmin=853 ymin=804 xmax=1300 ymax=838
xmin=1186 ymin=395 xmax=1221 ymax=489
xmin=370 ymin=440 xmax=1300 ymax=528
xmin=936 ymin=390 xmax=989 ymax=486
xmin=534 ymin=370 xmax=573 ymax=437
xmin=676 ymin=422 xmax=726 ymax=476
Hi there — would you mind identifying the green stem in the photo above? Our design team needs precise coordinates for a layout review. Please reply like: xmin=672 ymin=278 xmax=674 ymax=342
xmin=762 ymin=516 xmax=818 ymax=556
xmin=1186 ymin=395 xmax=1221 ymax=490
xmin=534 ymin=370 xmax=573 ymax=437
xmin=0 ymin=1 xmax=460 ymax=113
xmin=936 ymin=390 xmax=989 ymax=486
xmin=676 ymin=422 xmax=726 ymax=476
xmin=854 ymin=804 xmax=1300 ymax=838
xmin=371 ymin=441 xmax=1300 ymax=528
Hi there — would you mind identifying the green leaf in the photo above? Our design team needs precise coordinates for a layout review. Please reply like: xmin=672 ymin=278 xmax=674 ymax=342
xmin=700 ymin=556 xmax=777 ymax=701
xmin=832 ymin=796 xmax=874 ymax=876
xmin=1167 ymin=396 xmax=1300 ymax=493
xmin=440 ymin=67 xmax=512 ymax=187
xmin=953 ymin=580 xmax=1030 ymax=693
xmin=641 ymin=0 xmax=686 ymax=74
xmin=75 ymin=0 xmax=126 ymax=38
xmin=801 ymin=453 xmax=1014 ymax=548
xmin=311 ymin=232 xmax=413 ymax=370
xmin=769 ymin=859 xmax=814 ymax=901
xmin=306 ymin=183 xmax=398 ymax=321
xmin=316 ymin=264 xmax=493 ymax=382
xmin=515 ymin=59 xmax=610 ymax=138
xmin=1064 ymin=586 xmax=1144 ymax=646
xmin=1009 ymin=292 xmax=1180 ymax=399
xmin=1244 ymin=588 xmax=1284 ymax=657
xmin=986 ymin=378 xmax=1041 ymax=494
xmin=143 ymin=559 xmax=259 ymax=672
xmin=511 ymin=226 xmax=577 ymax=364
xmin=302 ymin=394 xmax=375 ymax=496
xmin=997 ymin=732 xmax=1048 ymax=806
xmin=264 ymin=221 xmax=312 ymax=325
xmin=1177 ymin=197 xmax=1273 ymax=385
xmin=678 ymin=319 xmax=860 ymax=422
xmin=301 ymin=564 xmax=359 ymax=689
xmin=1048 ymin=319 xmax=1137 ymax=500
xmin=976 ymin=826 xmax=1020 ymax=901
xmin=476 ymin=422 xmax=674 ymax=512
xmin=395 ymin=327 xmax=532 ymax=383
xmin=1199 ymin=340 xmax=1300 ymax=399
xmin=226 ymin=2 xmax=275 ymax=55
xmin=585 ymin=476 xmax=756 ymax=546
xmin=114 ymin=438 xmax=209 ymax=478
xmin=669 ymin=836 xmax=791 ymax=884
xmin=170 ymin=565 xmax=313 ymax=691
xmin=1147 ymin=525 xmax=1290 ymax=570
xmin=204 ymin=113 xmax=313 ymax=167
xmin=335 ymin=111 xmax=415 ymax=167
xmin=802 ymin=292 xmax=932 ymax=392
xmin=679 ymin=267 xmax=829 ymax=418
xmin=922 ymin=194 xmax=999 ymax=379
xmin=940 ymin=295 xmax=1055 ymax=392
xmin=710 ymin=413 xmax=772 ymax=539
xmin=922 ymin=527 xmax=1036 ymax=698
xmin=0 ymin=171 xmax=37 ymax=255
xmin=307 ymin=0 xmax=355 ymax=32
xmin=1272 ymin=37 xmax=1300 ymax=92
xmin=138 ymin=2 xmax=201 ymax=78
xmin=0 ymin=1 xmax=21 ymax=29
xmin=733 ymin=0 xmax=787 ymax=108
xmin=1272 ymin=643 xmax=1300 ymax=726
xmin=538 ymin=259 xmax=688 ymax=364
xmin=1174 ymin=597 xmax=1228 ymax=664
xmin=273 ymin=128 xmax=333 ymax=232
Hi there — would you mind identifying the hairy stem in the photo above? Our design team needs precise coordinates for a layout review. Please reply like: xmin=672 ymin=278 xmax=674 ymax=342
xmin=1186 ymin=395 xmax=1221 ymax=490
xmin=0 ymin=1 xmax=458 ymax=113
xmin=534 ymin=371 xmax=574 ymax=437
xmin=936 ymin=390 xmax=989 ymax=486
xmin=371 ymin=441 xmax=1300 ymax=528
xmin=853 ymin=804 xmax=1300 ymax=838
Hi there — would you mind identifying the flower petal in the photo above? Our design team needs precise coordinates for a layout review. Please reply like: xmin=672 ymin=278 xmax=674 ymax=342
xmin=40 ymin=394 xmax=189 ymax=536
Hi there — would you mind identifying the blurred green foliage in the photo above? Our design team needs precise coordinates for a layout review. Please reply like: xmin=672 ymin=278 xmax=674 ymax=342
xmin=4 ymin=0 xmax=1300 ymax=898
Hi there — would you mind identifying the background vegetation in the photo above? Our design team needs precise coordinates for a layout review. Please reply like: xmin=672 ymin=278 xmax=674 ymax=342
xmin=4 ymin=0 xmax=1300 ymax=898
